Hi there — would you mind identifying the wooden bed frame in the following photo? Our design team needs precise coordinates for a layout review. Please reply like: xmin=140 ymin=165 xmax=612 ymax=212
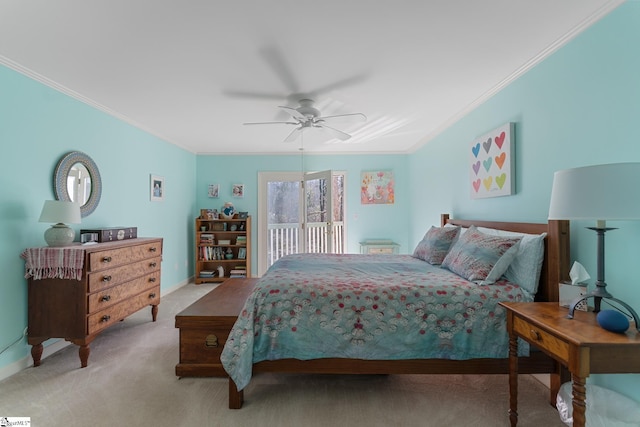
xmin=227 ymin=214 xmax=571 ymax=409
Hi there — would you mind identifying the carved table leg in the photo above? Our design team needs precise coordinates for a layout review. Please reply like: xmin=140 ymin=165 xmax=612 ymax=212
xmin=572 ymin=375 xmax=587 ymax=427
xmin=31 ymin=343 xmax=44 ymax=367
xmin=508 ymin=333 xmax=519 ymax=426
xmin=229 ymin=378 xmax=244 ymax=409
xmin=79 ymin=344 xmax=90 ymax=368
xmin=151 ymin=304 xmax=158 ymax=322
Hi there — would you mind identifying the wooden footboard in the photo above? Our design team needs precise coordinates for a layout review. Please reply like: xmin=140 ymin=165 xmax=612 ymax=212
xmin=225 ymin=214 xmax=570 ymax=409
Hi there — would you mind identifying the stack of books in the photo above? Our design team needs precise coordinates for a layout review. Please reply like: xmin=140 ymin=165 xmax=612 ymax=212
xmin=199 ymin=270 xmax=215 ymax=279
xmin=230 ymin=266 xmax=246 ymax=278
xmin=200 ymin=233 xmax=214 ymax=245
xmin=236 ymin=236 xmax=247 ymax=246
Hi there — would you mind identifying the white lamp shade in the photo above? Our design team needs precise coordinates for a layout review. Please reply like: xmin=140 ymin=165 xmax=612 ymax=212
xmin=548 ymin=163 xmax=640 ymax=221
xmin=39 ymin=200 xmax=82 ymax=224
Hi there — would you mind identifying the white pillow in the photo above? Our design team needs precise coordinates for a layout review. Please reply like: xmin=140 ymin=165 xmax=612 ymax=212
xmin=476 ymin=227 xmax=546 ymax=294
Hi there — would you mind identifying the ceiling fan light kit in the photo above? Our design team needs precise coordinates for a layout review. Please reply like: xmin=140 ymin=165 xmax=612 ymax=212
xmin=244 ymin=98 xmax=367 ymax=143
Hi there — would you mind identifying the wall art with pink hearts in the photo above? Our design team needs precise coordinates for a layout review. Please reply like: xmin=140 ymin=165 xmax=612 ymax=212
xmin=469 ymin=122 xmax=515 ymax=199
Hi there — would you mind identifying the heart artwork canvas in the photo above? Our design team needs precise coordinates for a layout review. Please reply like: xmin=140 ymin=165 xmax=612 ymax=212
xmin=469 ymin=122 xmax=515 ymax=199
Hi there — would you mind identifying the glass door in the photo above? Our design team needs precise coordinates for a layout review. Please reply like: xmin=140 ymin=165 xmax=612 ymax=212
xmin=258 ymin=171 xmax=346 ymax=276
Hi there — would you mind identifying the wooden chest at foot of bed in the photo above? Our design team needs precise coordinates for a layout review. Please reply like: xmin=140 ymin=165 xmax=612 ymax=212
xmin=175 ymin=278 xmax=258 ymax=377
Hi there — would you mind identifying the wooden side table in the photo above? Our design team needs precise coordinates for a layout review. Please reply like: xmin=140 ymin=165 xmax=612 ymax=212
xmin=500 ymin=302 xmax=640 ymax=427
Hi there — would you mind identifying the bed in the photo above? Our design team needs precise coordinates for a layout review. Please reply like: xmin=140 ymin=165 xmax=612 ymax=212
xmin=221 ymin=214 xmax=570 ymax=409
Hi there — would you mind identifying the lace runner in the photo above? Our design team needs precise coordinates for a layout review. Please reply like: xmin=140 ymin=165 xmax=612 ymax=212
xmin=21 ymin=247 xmax=85 ymax=280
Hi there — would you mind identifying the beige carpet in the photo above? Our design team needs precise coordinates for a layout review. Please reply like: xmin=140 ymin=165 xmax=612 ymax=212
xmin=0 ymin=282 xmax=565 ymax=427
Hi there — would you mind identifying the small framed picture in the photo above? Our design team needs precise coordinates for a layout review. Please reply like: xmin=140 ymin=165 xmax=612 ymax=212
xmin=150 ymin=175 xmax=164 ymax=201
xmin=208 ymin=184 xmax=219 ymax=198
xmin=232 ymin=184 xmax=244 ymax=198
xmin=238 ymin=247 xmax=246 ymax=259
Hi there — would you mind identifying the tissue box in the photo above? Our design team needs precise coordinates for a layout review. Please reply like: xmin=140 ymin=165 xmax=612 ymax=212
xmin=559 ymin=282 xmax=590 ymax=311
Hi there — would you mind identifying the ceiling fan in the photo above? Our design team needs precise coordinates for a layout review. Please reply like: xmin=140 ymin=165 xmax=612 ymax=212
xmin=243 ymin=99 xmax=367 ymax=143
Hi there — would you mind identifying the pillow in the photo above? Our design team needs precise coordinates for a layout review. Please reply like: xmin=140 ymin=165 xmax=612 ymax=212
xmin=476 ymin=227 xmax=546 ymax=294
xmin=441 ymin=225 xmax=522 ymax=284
xmin=412 ymin=226 xmax=461 ymax=265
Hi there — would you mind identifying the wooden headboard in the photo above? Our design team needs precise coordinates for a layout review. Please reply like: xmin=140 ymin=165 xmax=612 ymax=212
xmin=440 ymin=214 xmax=570 ymax=302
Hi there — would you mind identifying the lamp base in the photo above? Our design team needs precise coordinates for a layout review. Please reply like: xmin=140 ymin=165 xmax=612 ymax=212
xmin=44 ymin=223 xmax=75 ymax=247
xmin=568 ymin=291 xmax=640 ymax=332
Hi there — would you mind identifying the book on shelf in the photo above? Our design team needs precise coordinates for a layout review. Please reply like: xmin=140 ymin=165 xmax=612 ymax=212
xmin=199 ymin=270 xmax=216 ymax=278
xmin=236 ymin=236 xmax=247 ymax=245
xmin=200 ymin=246 xmax=224 ymax=260
xmin=200 ymin=233 xmax=214 ymax=245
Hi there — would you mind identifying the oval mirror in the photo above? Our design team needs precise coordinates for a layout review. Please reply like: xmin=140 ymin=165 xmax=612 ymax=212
xmin=54 ymin=151 xmax=102 ymax=217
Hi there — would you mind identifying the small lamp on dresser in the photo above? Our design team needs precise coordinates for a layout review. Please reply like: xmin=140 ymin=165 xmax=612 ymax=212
xmin=548 ymin=162 xmax=640 ymax=330
xmin=39 ymin=200 xmax=81 ymax=246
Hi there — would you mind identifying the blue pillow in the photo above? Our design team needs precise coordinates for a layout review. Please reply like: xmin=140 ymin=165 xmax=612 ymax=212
xmin=441 ymin=225 xmax=522 ymax=283
xmin=412 ymin=226 xmax=461 ymax=265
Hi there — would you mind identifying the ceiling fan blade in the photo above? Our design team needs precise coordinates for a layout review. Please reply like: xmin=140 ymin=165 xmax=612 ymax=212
xmin=222 ymin=89 xmax=287 ymax=101
xmin=243 ymin=121 xmax=298 ymax=126
xmin=315 ymin=122 xmax=351 ymax=141
xmin=283 ymin=127 xmax=303 ymax=143
xmin=278 ymin=106 xmax=306 ymax=121
xmin=259 ymin=46 xmax=300 ymax=94
xmin=307 ymin=73 xmax=369 ymax=96
xmin=316 ymin=112 xmax=367 ymax=122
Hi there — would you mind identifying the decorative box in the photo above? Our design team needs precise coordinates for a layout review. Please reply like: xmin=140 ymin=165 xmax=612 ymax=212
xmin=80 ymin=227 xmax=137 ymax=243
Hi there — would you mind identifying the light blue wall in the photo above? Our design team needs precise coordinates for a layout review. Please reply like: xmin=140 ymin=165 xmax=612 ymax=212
xmin=196 ymin=153 xmax=410 ymax=273
xmin=409 ymin=2 xmax=640 ymax=399
xmin=0 ymin=66 xmax=197 ymax=369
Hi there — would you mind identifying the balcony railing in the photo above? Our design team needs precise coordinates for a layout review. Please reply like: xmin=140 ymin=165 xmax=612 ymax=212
xmin=267 ymin=222 xmax=344 ymax=267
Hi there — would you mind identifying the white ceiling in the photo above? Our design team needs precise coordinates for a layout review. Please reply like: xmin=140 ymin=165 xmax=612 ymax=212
xmin=0 ymin=0 xmax=623 ymax=155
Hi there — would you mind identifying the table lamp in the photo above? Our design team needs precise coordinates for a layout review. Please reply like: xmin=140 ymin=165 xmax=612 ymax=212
xmin=548 ymin=163 xmax=640 ymax=330
xmin=39 ymin=200 xmax=82 ymax=246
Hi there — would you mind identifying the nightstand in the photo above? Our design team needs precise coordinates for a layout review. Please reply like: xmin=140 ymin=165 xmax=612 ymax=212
xmin=500 ymin=302 xmax=640 ymax=427
xmin=359 ymin=240 xmax=400 ymax=254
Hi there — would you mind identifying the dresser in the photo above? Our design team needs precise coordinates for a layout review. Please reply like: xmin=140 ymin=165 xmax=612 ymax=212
xmin=24 ymin=238 xmax=163 ymax=368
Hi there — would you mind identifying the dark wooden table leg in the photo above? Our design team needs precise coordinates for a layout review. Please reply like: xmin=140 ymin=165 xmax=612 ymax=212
xmin=572 ymin=375 xmax=587 ymax=427
xmin=229 ymin=378 xmax=244 ymax=409
xmin=508 ymin=332 xmax=519 ymax=426
xmin=31 ymin=343 xmax=43 ymax=367
xmin=151 ymin=304 xmax=158 ymax=322
xmin=79 ymin=344 xmax=90 ymax=368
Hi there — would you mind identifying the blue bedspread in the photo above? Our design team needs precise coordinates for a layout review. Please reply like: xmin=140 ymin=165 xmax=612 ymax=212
xmin=221 ymin=253 xmax=533 ymax=390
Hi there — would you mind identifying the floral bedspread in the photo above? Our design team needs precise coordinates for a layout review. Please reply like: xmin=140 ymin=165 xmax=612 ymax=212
xmin=221 ymin=253 xmax=533 ymax=390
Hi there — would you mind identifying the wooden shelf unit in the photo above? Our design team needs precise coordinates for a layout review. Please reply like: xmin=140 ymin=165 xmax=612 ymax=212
xmin=195 ymin=215 xmax=251 ymax=283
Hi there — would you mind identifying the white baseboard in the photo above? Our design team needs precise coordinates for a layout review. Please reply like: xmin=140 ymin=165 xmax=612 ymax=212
xmin=0 ymin=339 xmax=70 ymax=382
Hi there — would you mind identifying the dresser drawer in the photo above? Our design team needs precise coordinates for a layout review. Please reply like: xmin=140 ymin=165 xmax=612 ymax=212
xmin=87 ymin=285 xmax=160 ymax=335
xmin=513 ymin=315 xmax=569 ymax=362
xmin=87 ymin=241 xmax=162 ymax=272
xmin=87 ymin=256 xmax=161 ymax=293
xmin=88 ymin=273 xmax=160 ymax=313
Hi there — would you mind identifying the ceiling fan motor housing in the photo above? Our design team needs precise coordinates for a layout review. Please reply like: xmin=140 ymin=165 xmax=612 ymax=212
xmin=297 ymin=99 xmax=320 ymax=119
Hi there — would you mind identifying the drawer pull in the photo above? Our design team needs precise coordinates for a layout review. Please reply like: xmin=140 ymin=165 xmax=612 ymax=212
xmin=530 ymin=329 xmax=542 ymax=341
xmin=149 ymin=247 xmax=157 ymax=252
xmin=102 ymin=275 xmax=112 ymax=282
xmin=205 ymin=334 xmax=219 ymax=348
xmin=149 ymin=292 xmax=157 ymax=299
xmin=149 ymin=277 xmax=156 ymax=283
xmin=102 ymin=256 xmax=112 ymax=263
xmin=100 ymin=295 xmax=111 ymax=302
xmin=101 ymin=315 xmax=111 ymax=322
xmin=149 ymin=262 xmax=157 ymax=267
